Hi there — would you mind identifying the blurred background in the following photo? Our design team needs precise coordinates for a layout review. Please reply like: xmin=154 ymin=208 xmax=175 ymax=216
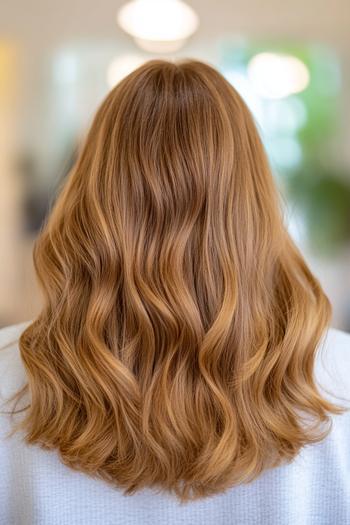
xmin=0 ymin=0 xmax=349 ymax=330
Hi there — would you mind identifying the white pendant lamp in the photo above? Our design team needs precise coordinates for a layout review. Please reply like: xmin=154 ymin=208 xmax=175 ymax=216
xmin=117 ymin=0 xmax=199 ymax=53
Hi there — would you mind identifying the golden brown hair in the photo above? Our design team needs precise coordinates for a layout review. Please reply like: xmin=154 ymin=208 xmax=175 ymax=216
xmin=7 ymin=59 xmax=348 ymax=501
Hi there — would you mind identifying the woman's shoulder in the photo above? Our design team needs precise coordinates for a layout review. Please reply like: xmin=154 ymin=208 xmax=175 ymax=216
xmin=0 ymin=321 xmax=350 ymax=408
xmin=0 ymin=321 xmax=31 ymax=409
xmin=323 ymin=325 xmax=350 ymax=358
xmin=0 ymin=321 xmax=350 ymax=398
xmin=314 ymin=326 xmax=350 ymax=407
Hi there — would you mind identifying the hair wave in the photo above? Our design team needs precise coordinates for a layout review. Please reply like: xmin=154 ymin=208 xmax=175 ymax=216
xmin=8 ymin=59 xmax=348 ymax=502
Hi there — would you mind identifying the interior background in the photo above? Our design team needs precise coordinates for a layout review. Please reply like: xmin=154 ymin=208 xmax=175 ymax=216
xmin=0 ymin=0 xmax=349 ymax=330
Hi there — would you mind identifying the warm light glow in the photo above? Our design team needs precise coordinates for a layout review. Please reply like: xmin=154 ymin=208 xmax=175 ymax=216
xmin=133 ymin=38 xmax=187 ymax=53
xmin=107 ymin=54 xmax=145 ymax=88
xmin=117 ymin=0 xmax=199 ymax=52
xmin=247 ymin=52 xmax=310 ymax=99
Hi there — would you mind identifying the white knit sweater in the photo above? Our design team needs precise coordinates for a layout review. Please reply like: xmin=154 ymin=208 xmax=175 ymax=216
xmin=0 ymin=321 xmax=350 ymax=525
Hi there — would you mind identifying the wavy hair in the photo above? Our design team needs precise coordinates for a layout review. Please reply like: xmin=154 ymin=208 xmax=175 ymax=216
xmin=8 ymin=59 xmax=348 ymax=502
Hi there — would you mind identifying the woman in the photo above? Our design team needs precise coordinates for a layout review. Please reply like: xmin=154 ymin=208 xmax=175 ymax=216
xmin=1 ymin=59 xmax=350 ymax=524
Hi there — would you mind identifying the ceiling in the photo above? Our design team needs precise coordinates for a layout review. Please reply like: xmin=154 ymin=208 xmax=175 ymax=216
xmin=1 ymin=0 xmax=349 ymax=51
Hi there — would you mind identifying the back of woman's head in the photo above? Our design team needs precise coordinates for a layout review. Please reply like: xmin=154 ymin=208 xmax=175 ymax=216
xmin=13 ymin=59 xmax=346 ymax=501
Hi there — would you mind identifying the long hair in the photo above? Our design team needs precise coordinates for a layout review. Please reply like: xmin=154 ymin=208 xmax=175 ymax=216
xmin=8 ymin=59 xmax=347 ymax=502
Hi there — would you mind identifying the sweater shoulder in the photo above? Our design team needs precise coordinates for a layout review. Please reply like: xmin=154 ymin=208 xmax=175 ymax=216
xmin=0 ymin=321 xmax=349 ymax=406
xmin=0 ymin=321 xmax=31 ymax=406
xmin=314 ymin=327 xmax=350 ymax=408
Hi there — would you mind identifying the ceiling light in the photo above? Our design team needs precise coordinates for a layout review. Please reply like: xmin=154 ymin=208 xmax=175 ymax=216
xmin=117 ymin=0 xmax=199 ymax=53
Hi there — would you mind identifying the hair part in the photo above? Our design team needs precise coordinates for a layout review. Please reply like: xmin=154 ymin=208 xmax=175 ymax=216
xmin=7 ymin=58 xmax=348 ymax=502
